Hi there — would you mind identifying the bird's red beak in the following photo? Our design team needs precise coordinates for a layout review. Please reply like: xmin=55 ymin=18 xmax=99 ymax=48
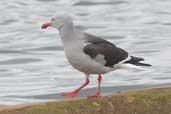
xmin=41 ymin=22 xmax=52 ymax=29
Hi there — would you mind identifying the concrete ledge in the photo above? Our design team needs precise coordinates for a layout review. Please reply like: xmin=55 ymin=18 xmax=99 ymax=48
xmin=0 ymin=86 xmax=171 ymax=114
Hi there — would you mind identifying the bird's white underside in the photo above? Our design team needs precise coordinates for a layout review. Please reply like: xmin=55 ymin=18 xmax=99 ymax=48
xmin=64 ymin=40 xmax=142 ymax=74
xmin=55 ymin=16 xmax=143 ymax=75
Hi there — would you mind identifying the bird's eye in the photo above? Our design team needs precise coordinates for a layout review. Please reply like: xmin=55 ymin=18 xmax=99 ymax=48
xmin=51 ymin=18 xmax=55 ymax=21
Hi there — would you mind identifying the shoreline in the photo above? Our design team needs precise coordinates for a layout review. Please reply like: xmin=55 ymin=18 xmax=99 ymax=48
xmin=0 ymin=86 xmax=171 ymax=114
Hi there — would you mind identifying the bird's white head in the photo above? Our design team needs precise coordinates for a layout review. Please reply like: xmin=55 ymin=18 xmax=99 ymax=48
xmin=41 ymin=14 xmax=73 ymax=30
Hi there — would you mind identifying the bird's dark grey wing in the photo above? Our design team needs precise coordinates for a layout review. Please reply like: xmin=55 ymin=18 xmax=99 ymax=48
xmin=83 ymin=33 xmax=129 ymax=67
xmin=83 ymin=32 xmax=114 ymax=45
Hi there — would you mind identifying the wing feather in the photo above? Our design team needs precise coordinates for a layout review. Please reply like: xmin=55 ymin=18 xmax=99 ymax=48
xmin=83 ymin=33 xmax=128 ymax=67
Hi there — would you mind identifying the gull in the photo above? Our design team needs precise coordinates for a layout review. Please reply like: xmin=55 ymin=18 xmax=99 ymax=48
xmin=41 ymin=14 xmax=151 ymax=98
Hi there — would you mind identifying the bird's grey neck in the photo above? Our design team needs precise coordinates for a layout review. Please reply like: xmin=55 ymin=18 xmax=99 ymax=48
xmin=59 ymin=23 xmax=76 ymax=45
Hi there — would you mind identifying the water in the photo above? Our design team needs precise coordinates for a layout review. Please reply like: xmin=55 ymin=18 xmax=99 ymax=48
xmin=0 ymin=0 xmax=171 ymax=105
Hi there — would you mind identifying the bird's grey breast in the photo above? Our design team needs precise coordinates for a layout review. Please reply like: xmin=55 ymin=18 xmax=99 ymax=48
xmin=63 ymin=39 xmax=88 ymax=69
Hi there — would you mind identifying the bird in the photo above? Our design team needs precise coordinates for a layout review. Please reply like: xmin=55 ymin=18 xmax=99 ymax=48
xmin=41 ymin=14 xmax=151 ymax=98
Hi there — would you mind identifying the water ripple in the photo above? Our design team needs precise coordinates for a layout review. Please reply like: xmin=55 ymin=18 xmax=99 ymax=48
xmin=74 ymin=1 xmax=128 ymax=6
xmin=0 ymin=58 xmax=42 ymax=65
xmin=0 ymin=0 xmax=171 ymax=105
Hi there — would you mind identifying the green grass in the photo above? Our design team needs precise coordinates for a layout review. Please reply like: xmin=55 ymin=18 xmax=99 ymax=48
xmin=1 ymin=86 xmax=171 ymax=114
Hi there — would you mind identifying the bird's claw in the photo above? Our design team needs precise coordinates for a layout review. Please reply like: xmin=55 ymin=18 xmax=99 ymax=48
xmin=61 ymin=90 xmax=79 ymax=97
xmin=87 ymin=93 xmax=101 ymax=99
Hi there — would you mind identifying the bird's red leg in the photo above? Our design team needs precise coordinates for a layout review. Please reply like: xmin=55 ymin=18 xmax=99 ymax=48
xmin=88 ymin=74 xmax=102 ymax=98
xmin=61 ymin=77 xmax=89 ymax=97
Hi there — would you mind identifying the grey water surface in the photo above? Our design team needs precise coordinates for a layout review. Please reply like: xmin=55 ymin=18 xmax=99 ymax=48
xmin=0 ymin=0 xmax=171 ymax=105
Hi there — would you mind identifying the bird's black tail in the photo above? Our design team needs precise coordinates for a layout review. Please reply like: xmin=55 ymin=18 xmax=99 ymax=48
xmin=124 ymin=56 xmax=151 ymax=66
